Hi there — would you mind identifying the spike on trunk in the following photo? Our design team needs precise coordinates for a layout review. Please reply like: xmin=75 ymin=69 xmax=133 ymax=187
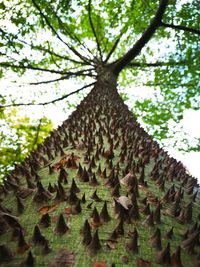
xmin=40 ymin=213 xmax=51 ymax=228
xmin=126 ymin=229 xmax=139 ymax=254
xmin=143 ymin=211 xmax=154 ymax=227
xmin=16 ymin=196 xmax=24 ymax=214
xmin=150 ymin=227 xmax=162 ymax=250
xmin=87 ymin=230 xmax=101 ymax=254
xmin=171 ymin=246 xmax=183 ymax=267
xmin=156 ymin=242 xmax=171 ymax=265
xmin=0 ymin=244 xmax=13 ymax=263
xmin=91 ymin=207 xmax=101 ymax=226
xmin=32 ymin=225 xmax=46 ymax=245
xmin=82 ymin=220 xmax=92 ymax=246
xmin=181 ymin=231 xmax=199 ymax=254
xmin=90 ymin=173 xmax=99 ymax=186
xmin=24 ymin=251 xmax=35 ymax=266
xmin=17 ymin=230 xmax=29 ymax=254
xmin=100 ymin=201 xmax=111 ymax=222
xmin=55 ymin=214 xmax=69 ymax=234
xmin=91 ymin=189 xmax=102 ymax=202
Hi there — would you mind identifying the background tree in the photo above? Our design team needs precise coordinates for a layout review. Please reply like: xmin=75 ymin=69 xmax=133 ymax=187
xmin=0 ymin=106 xmax=52 ymax=180
xmin=0 ymin=0 xmax=199 ymax=177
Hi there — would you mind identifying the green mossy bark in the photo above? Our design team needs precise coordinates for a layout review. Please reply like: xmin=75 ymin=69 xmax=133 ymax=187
xmin=0 ymin=80 xmax=199 ymax=266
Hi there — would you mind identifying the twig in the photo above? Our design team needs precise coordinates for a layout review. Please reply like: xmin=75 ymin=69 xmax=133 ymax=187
xmin=1 ymin=82 xmax=96 ymax=108
xmin=88 ymin=0 xmax=103 ymax=61
xmin=31 ymin=0 xmax=92 ymax=65
xmin=127 ymin=60 xmax=190 ymax=68
xmin=0 ymin=62 xmax=69 ymax=75
xmin=28 ymin=68 xmax=95 ymax=85
xmin=161 ymin=22 xmax=200 ymax=36
xmin=32 ymin=118 xmax=42 ymax=149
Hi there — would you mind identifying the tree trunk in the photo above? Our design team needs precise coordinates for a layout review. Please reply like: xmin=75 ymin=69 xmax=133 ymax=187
xmin=0 ymin=74 xmax=199 ymax=267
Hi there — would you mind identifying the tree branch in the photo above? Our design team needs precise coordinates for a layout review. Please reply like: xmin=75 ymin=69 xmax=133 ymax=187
xmin=127 ymin=60 xmax=190 ymax=68
xmin=31 ymin=0 xmax=92 ymax=65
xmin=27 ymin=41 xmax=89 ymax=66
xmin=161 ymin=22 xmax=200 ymax=36
xmin=143 ymin=82 xmax=197 ymax=87
xmin=31 ymin=0 xmax=67 ymax=46
xmin=104 ymin=37 xmax=121 ymax=64
xmin=29 ymin=68 xmax=95 ymax=85
xmin=88 ymin=0 xmax=103 ymax=61
xmin=1 ymin=82 xmax=96 ymax=108
xmin=32 ymin=118 xmax=42 ymax=149
xmin=112 ymin=0 xmax=169 ymax=75
xmin=49 ymin=5 xmax=94 ymax=58
xmin=0 ymin=62 xmax=68 ymax=75
xmin=0 ymin=27 xmax=88 ymax=66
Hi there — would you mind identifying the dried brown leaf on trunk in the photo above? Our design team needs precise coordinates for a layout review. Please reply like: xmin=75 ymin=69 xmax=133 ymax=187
xmin=53 ymin=157 xmax=68 ymax=171
xmin=92 ymin=260 xmax=107 ymax=267
xmin=52 ymin=154 xmax=80 ymax=170
xmin=120 ymin=172 xmax=135 ymax=187
xmin=38 ymin=204 xmax=59 ymax=215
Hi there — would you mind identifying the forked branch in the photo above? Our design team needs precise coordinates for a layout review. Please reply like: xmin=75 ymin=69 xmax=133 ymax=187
xmin=104 ymin=37 xmax=121 ymax=64
xmin=31 ymin=0 xmax=92 ymax=65
xmin=112 ymin=0 xmax=169 ymax=75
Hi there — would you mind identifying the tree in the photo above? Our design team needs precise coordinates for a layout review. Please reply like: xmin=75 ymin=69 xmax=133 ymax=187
xmin=0 ymin=58 xmax=199 ymax=267
xmin=0 ymin=0 xmax=199 ymax=155
xmin=0 ymin=108 xmax=52 ymax=180
xmin=0 ymin=1 xmax=200 ymax=266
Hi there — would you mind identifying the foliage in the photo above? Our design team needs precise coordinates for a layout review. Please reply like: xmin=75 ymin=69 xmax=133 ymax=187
xmin=0 ymin=107 xmax=52 ymax=180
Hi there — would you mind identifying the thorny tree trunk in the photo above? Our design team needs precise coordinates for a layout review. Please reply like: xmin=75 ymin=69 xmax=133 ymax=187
xmin=0 ymin=72 xmax=199 ymax=266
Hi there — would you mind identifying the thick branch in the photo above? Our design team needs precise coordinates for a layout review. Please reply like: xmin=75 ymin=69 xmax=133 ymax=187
xmin=88 ymin=0 xmax=103 ymax=61
xmin=112 ymin=0 xmax=169 ymax=75
xmin=1 ymin=82 xmax=96 ymax=108
xmin=161 ymin=22 xmax=200 ymax=35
